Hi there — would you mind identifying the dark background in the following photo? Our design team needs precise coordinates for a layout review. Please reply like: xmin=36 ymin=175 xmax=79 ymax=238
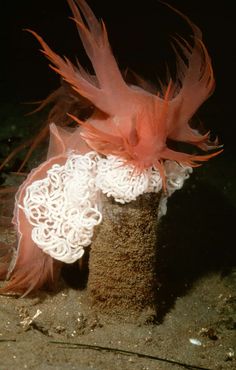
xmin=0 ymin=0 xmax=235 ymax=154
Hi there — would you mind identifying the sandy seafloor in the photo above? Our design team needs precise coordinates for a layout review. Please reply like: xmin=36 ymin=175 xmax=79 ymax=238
xmin=0 ymin=104 xmax=235 ymax=370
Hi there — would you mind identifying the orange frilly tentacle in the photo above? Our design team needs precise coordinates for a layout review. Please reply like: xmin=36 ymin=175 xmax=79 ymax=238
xmin=0 ymin=123 xmax=91 ymax=296
xmin=0 ymin=156 xmax=66 ymax=296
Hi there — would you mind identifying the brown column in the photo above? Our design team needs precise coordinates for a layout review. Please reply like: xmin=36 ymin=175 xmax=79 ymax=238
xmin=87 ymin=192 xmax=161 ymax=323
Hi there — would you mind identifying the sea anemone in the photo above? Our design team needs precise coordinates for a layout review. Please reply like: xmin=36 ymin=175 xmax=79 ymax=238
xmin=0 ymin=0 xmax=221 ymax=296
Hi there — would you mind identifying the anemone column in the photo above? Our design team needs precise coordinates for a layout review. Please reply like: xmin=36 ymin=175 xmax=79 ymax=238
xmin=87 ymin=192 xmax=161 ymax=322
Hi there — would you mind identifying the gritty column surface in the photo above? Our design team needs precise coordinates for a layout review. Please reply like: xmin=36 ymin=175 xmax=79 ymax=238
xmin=87 ymin=192 xmax=161 ymax=322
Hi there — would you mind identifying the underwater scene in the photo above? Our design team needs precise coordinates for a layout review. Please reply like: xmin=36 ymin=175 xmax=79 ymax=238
xmin=0 ymin=1 xmax=235 ymax=369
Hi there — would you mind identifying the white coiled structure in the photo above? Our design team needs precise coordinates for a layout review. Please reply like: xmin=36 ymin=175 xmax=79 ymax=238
xmin=165 ymin=160 xmax=193 ymax=196
xmin=96 ymin=155 xmax=163 ymax=204
xmin=22 ymin=152 xmax=102 ymax=263
xmin=21 ymin=152 xmax=192 ymax=263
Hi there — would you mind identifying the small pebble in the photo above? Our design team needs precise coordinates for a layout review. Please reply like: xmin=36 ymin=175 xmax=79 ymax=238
xmin=189 ymin=338 xmax=202 ymax=346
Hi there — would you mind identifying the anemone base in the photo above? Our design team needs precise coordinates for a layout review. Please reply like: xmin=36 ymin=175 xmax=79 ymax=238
xmin=87 ymin=192 xmax=161 ymax=322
